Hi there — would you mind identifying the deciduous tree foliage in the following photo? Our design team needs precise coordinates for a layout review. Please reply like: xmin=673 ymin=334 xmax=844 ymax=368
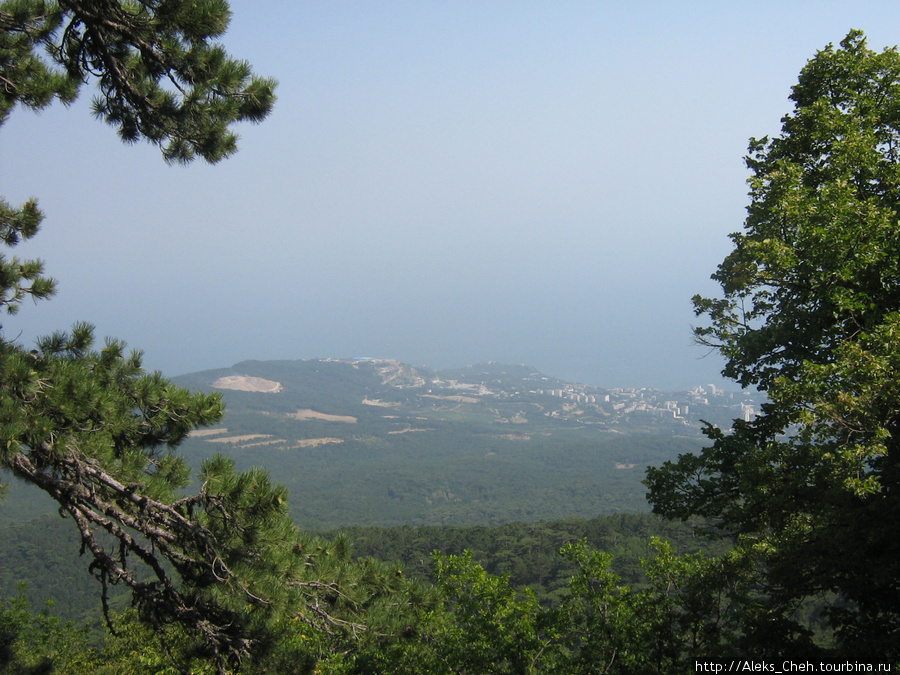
xmin=0 ymin=590 xmax=100 ymax=673
xmin=646 ymin=31 xmax=900 ymax=658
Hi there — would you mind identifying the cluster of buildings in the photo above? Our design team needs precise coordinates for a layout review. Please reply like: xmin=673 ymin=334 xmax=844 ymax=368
xmin=526 ymin=383 xmax=761 ymax=429
xmin=341 ymin=358 xmax=764 ymax=431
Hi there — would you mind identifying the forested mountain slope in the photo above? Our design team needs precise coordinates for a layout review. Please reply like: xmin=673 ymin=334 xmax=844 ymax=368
xmin=171 ymin=358 xmax=756 ymax=528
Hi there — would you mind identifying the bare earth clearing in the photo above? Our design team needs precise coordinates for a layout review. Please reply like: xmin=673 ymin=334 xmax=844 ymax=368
xmin=189 ymin=428 xmax=343 ymax=449
xmin=212 ymin=376 xmax=283 ymax=393
xmin=362 ymin=398 xmax=401 ymax=407
xmin=292 ymin=409 xmax=357 ymax=423
xmin=207 ymin=434 xmax=272 ymax=444
xmin=422 ymin=394 xmax=480 ymax=404
xmin=189 ymin=428 xmax=230 ymax=437
xmin=293 ymin=438 xmax=344 ymax=448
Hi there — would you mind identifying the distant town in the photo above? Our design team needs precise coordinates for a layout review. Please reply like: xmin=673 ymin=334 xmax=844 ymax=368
xmin=345 ymin=359 xmax=767 ymax=434
xmin=535 ymin=383 xmax=760 ymax=427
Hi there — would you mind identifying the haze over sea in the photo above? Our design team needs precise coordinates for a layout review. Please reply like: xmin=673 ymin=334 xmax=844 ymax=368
xmin=3 ymin=2 xmax=898 ymax=390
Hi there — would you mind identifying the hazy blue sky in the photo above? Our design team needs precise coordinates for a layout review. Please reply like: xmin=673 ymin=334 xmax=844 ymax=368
xmin=2 ymin=2 xmax=899 ymax=389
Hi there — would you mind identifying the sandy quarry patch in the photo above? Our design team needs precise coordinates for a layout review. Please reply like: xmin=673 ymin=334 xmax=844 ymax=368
xmin=293 ymin=438 xmax=344 ymax=448
xmin=292 ymin=409 xmax=357 ymax=423
xmin=190 ymin=428 xmax=229 ymax=437
xmin=422 ymin=394 xmax=480 ymax=404
xmin=212 ymin=376 xmax=282 ymax=393
xmin=388 ymin=427 xmax=434 ymax=435
xmin=241 ymin=439 xmax=288 ymax=448
xmin=207 ymin=434 xmax=272 ymax=444
xmin=362 ymin=398 xmax=401 ymax=407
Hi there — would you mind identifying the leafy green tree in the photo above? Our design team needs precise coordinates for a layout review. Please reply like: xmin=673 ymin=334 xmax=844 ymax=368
xmin=428 ymin=551 xmax=552 ymax=674
xmin=0 ymin=589 xmax=100 ymax=674
xmin=552 ymin=539 xmax=683 ymax=673
xmin=646 ymin=30 xmax=900 ymax=659
xmin=550 ymin=537 xmax=735 ymax=673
